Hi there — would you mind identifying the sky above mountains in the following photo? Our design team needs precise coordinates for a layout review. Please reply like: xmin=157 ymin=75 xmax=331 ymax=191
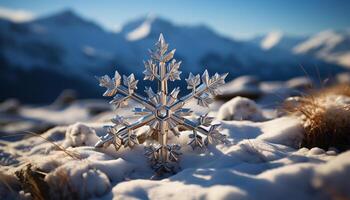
xmin=1 ymin=0 xmax=350 ymax=39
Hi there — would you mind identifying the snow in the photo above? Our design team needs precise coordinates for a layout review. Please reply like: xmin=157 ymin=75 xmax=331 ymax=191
xmin=293 ymin=30 xmax=344 ymax=54
xmin=312 ymin=151 xmax=350 ymax=198
xmin=218 ymin=76 xmax=262 ymax=99
xmin=293 ymin=30 xmax=350 ymax=68
xmin=336 ymin=72 xmax=350 ymax=84
xmin=336 ymin=52 xmax=350 ymax=67
xmin=285 ymin=76 xmax=312 ymax=90
xmin=82 ymin=45 xmax=97 ymax=56
xmin=20 ymin=104 xmax=91 ymax=125
xmin=45 ymin=159 xmax=111 ymax=198
xmin=108 ymin=141 xmax=347 ymax=200
xmin=62 ymin=123 xmax=99 ymax=147
xmin=255 ymin=29 xmax=350 ymax=68
xmin=261 ymin=31 xmax=283 ymax=50
xmin=218 ymin=75 xmax=314 ymax=111
xmin=1 ymin=91 xmax=349 ymax=200
xmin=257 ymin=117 xmax=302 ymax=147
xmin=126 ymin=15 xmax=155 ymax=41
xmin=217 ymin=97 xmax=265 ymax=121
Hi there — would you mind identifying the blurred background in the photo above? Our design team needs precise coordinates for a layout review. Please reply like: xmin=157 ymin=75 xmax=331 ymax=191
xmin=0 ymin=0 xmax=349 ymax=104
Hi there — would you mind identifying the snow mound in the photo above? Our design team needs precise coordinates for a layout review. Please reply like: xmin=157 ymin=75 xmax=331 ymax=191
xmin=110 ymin=150 xmax=348 ymax=200
xmin=313 ymin=151 xmax=350 ymax=199
xmin=217 ymin=97 xmax=265 ymax=121
xmin=336 ymin=72 xmax=350 ymax=84
xmin=45 ymin=161 xmax=111 ymax=198
xmin=0 ymin=99 xmax=20 ymax=114
xmin=63 ymin=122 xmax=99 ymax=147
xmin=285 ymin=76 xmax=312 ymax=90
xmin=257 ymin=117 xmax=303 ymax=147
xmin=217 ymin=76 xmax=262 ymax=100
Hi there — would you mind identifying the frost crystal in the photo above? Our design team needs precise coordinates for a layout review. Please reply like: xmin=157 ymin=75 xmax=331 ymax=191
xmin=95 ymin=34 xmax=228 ymax=173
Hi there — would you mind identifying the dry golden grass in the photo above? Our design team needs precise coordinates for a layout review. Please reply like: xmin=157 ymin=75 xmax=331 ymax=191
xmin=15 ymin=164 xmax=79 ymax=200
xmin=1 ymin=130 xmax=82 ymax=199
xmin=15 ymin=164 xmax=49 ymax=200
xmin=284 ymin=84 xmax=350 ymax=151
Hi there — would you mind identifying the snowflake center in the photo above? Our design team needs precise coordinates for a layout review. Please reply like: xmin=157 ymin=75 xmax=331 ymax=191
xmin=156 ymin=106 xmax=170 ymax=120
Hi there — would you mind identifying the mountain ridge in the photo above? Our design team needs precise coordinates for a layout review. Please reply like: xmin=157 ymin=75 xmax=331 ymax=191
xmin=253 ymin=29 xmax=350 ymax=68
xmin=0 ymin=9 xmax=347 ymax=103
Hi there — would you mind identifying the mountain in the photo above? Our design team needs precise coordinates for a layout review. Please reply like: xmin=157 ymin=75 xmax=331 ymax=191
xmin=0 ymin=10 xmax=135 ymax=74
xmin=0 ymin=10 xmax=124 ymax=103
xmin=253 ymin=30 xmax=350 ymax=68
xmin=120 ymin=15 xmax=343 ymax=78
xmin=120 ymin=15 xmax=249 ymax=74
xmin=252 ymin=31 xmax=306 ymax=51
xmin=293 ymin=30 xmax=350 ymax=68
xmin=0 ymin=10 xmax=346 ymax=103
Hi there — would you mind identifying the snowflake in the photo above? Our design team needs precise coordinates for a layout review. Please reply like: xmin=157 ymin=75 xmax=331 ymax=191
xmin=95 ymin=34 xmax=228 ymax=173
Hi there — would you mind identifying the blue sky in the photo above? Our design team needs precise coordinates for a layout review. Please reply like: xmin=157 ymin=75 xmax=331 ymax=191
xmin=1 ymin=0 xmax=349 ymax=39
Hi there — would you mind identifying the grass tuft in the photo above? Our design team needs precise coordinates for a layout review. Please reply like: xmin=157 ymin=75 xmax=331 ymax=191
xmin=15 ymin=164 xmax=49 ymax=200
xmin=284 ymin=84 xmax=350 ymax=151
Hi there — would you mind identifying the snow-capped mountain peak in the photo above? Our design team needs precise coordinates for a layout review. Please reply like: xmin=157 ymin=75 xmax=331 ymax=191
xmin=121 ymin=15 xmax=175 ymax=41
xmin=293 ymin=30 xmax=350 ymax=68
xmin=261 ymin=31 xmax=283 ymax=50
xmin=293 ymin=30 xmax=345 ymax=54
xmin=253 ymin=29 xmax=350 ymax=68
xmin=125 ymin=14 xmax=155 ymax=41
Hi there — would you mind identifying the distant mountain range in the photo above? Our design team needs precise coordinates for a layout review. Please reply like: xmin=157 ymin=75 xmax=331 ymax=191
xmin=0 ymin=9 xmax=348 ymax=103
xmin=252 ymin=30 xmax=350 ymax=68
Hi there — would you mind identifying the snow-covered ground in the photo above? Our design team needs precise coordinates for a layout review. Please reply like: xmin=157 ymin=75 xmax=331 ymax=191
xmin=1 ymin=75 xmax=350 ymax=200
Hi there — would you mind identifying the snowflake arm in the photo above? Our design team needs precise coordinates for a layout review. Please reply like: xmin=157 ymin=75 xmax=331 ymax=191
xmin=171 ymin=114 xmax=210 ymax=136
xmin=95 ymin=114 xmax=155 ymax=148
xmin=170 ymin=70 xmax=228 ymax=110
xmin=171 ymin=113 xmax=228 ymax=149
xmin=96 ymin=73 xmax=155 ymax=111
